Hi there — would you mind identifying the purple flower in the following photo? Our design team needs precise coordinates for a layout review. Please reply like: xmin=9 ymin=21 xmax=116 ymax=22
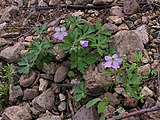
xmin=103 ymin=54 xmax=123 ymax=70
xmin=53 ymin=27 xmax=68 ymax=40
xmin=80 ymin=40 xmax=88 ymax=47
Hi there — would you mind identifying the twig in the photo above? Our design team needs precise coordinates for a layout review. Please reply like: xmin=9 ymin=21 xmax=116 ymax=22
xmin=108 ymin=103 xmax=160 ymax=120
xmin=66 ymin=90 xmax=75 ymax=118
xmin=23 ymin=4 xmax=118 ymax=10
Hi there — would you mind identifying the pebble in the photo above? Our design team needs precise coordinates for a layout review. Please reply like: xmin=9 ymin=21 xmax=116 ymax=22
xmin=65 ymin=0 xmax=72 ymax=5
xmin=59 ymin=93 xmax=66 ymax=101
xmin=148 ymin=51 xmax=153 ymax=55
xmin=72 ymin=10 xmax=84 ymax=17
xmin=54 ymin=66 xmax=68 ymax=83
xmin=151 ymin=48 xmax=157 ymax=53
xmin=108 ymin=16 xmax=123 ymax=24
xmin=110 ymin=6 xmax=124 ymax=17
xmin=19 ymin=71 xmax=37 ymax=87
xmin=58 ymin=101 xmax=67 ymax=111
xmin=141 ymin=86 xmax=154 ymax=97
xmin=39 ymin=78 xmax=48 ymax=92
xmin=23 ymin=88 xmax=39 ymax=100
xmin=151 ymin=60 xmax=159 ymax=69
xmin=118 ymin=24 xmax=129 ymax=30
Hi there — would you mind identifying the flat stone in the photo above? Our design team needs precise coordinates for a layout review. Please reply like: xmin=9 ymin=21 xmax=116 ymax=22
xmin=38 ymin=0 xmax=48 ymax=7
xmin=110 ymin=6 xmax=124 ymax=17
xmin=37 ymin=114 xmax=61 ymax=120
xmin=39 ymin=78 xmax=48 ymax=92
xmin=49 ymin=0 xmax=61 ymax=5
xmin=53 ymin=44 xmax=67 ymax=61
xmin=0 ymin=42 xmax=25 ymax=62
xmin=103 ymin=23 xmax=118 ymax=32
xmin=9 ymin=85 xmax=23 ymax=104
xmin=42 ymin=62 xmax=57 ymax=75
xmin=23 ymin=88 xmax=39 ymax=100
xmin=73 ymin=106 xmax=98 ymax=120
xmin=0 ymin=38 xmax=12 ymax=47
xmin=141 ymin=86 xmax=154 ymax=98
xmin=108 ymin=16 xmax=123 ymax=24
xmin=2 ymin=103 xmax=32 ymax=120
xmin=32 ymin=87 xmax=55 ymax=112
xmin=54 ymin=66 xmax=68 ymax=83
xmin=92 ymin=0 xmax=114 ymax=5
xmin=74 ymin=0 xmax=92 ymax=5
xmin=123 ymin=0 xmax=139 ymax=15
xmin=112 ymin=30 xmax=147 ymax=61
xmin=104 ymin=92 xmax=120 ymax=107
xmin=58 ymin=101 xmax=67 ymax=111
xmin=19 ymin=71 xmax=37 ymax=87
xmin=15 ymin=0 xmax=24 ymax=7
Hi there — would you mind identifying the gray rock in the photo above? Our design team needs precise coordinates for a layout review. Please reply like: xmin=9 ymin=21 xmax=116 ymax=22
xmin=112 ymin=29 xmax=148 ymax=61
xmin=104 ymin=92 xmax=120 ymax=107
xmin=103 ymin=23 xmax=118 ymax=32
xmin=0 ymin=42 xmax=24 ymax=62
xmin=54 ymin=66 xmax=68 ymax=83
xmin=39 ymin=78 xmax=48 ymax=92
xmin=53 ymin=44 xmax=67 ymax=61
xmin=0 ymin=22 xmax=6 ymax=30
xmin=73 ymin=106 xmax=98 ymax=120
xmin=0 ymin=38 xmax=12 ymax=47
xmin=32 ymin=87 xmax=55 ymax=112
xmin=49 ymin=0 xmax=61 ymax=5
xmin=110 ymin=6 xmax=124 ymax=17
xmin=19 ymin=71 xmax=37 ymax=87
xmin=40 ymin=73 xmax=54 ymax=80
xmin=123 ymin=0 xmax=139 ymax=15
xmin=138 ymin=64 xmax=151 ymax=76
xmin=37 ymin=114 xmax=61 ymax=120
xmin=30 ymin=107 xmax=40 ymax=116
xmin=58 ymin=101 xmax=67 ymax=111
xmin=15 ymin=0 xmax=24 ymax=7
xmin=2 ymin=103 xmax=32 ymax=120
xmin=9 ymin=85 xmax=23 ymax=104
xmin=23 ymin=88 xmax=39 ymax=100
xmin=92 ymin=0 xmax=114 ymax=5
xmin=74 ymin=0 xmax=92 ymax=5
xmin=42 ymin=62 xmax=57 ymax=75
xmin=38 ymin=0 xmax=48 ymax=6
xmin=83 ymin=64 xmax=112 ymax=90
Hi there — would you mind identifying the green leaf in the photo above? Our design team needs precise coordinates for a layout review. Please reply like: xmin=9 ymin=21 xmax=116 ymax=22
xmin=99 ymin=114 xmax=105 ymax=120
xmin=86 ymin=98 xmax=101 ymax=108
xmin=113 ymin=115 xmax=121 ymax=119
xmin=97 ymin=100 xmax=108 ymax=113
xmin=73 ymin=82 xmax=87 ymax=101
xmin=68 ymin=71 xmax=75 ymax=77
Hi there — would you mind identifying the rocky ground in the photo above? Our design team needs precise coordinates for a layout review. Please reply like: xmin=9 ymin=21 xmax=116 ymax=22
xmin=0 ymin=0 xmax=160 ymax=120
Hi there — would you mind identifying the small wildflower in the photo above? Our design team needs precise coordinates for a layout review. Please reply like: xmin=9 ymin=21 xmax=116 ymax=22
xmin=103 ymin=54 xmax=122 ymax=70
xmin=80 ymin=40 xmax=88 ymax=47
xmin=53 ymin=27 xmax=68 ymax=40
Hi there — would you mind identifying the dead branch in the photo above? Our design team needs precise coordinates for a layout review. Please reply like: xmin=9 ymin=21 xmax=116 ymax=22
xmin=108 ymin=102 xmax=160 ymax=120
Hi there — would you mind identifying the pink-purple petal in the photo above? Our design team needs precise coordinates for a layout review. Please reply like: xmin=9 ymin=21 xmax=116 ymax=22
xmin=112 ymin=54 xmax=118 ymax=59
xmin=55 ymin=27 xmax=60 ymax=32
xmin=103 ymin=60 xmax=112 ymax=68
xmin=112 ymin=61 xmax=119 ymax=70
xmin=61 ymin=27 xmax=66 ymax=32
xmin=115 ymin=58 xmax=123 ymax=63
xmin=63 ymin=32 xmax=68 ymax=36
xmin=104 ymin=56 xmax=112 ymax=61
xmin=53 ymin=33 xmax=59 ymax=38
xmin=58 ymin=34 xmax=64 ymax=40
